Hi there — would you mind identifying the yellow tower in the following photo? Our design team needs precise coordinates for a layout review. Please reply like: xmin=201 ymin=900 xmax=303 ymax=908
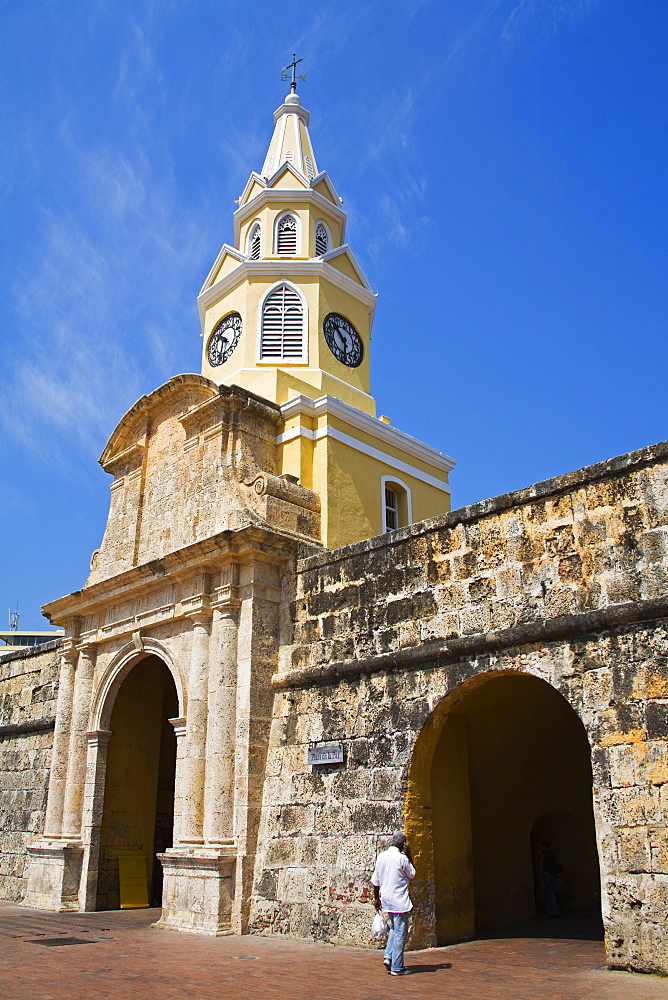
xmin=198 ymin=86 xmax=455 ymax=548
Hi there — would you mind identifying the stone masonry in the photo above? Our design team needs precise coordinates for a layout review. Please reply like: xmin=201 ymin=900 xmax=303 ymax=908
xmin=0 ymin=641 xmax=60 ymax=902
xmin=2 ymin=406 xmax=668 ymax=975
xmin=250 ymin=441 xmax=668 ymax=975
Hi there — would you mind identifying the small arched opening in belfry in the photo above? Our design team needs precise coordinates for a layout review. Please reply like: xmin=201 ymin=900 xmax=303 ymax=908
xmin=405 ymin=671 xmax=602 ymax=946
xmin=96 ymin=654 xmax=178 ymax=911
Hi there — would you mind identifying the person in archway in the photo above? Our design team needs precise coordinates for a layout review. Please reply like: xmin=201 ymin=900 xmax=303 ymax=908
xmin=540 ymin=840 xmax=563 ymax=918
xmin=371 ymin=830 xmax=416 ymax=976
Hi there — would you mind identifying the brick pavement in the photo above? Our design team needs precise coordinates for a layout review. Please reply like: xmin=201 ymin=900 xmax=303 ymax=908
xmin=0 ymin=901 xmax=666 ymax=1000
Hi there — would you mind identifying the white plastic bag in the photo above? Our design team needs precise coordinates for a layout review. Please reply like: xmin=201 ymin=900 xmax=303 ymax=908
xmin=371 ymin=912 xmax=389 ymax=938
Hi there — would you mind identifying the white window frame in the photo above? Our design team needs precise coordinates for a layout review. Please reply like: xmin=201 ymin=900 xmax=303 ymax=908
xmin=247 ymin=220 xmax=262 ymax=259
xmin=256 ymin=279 xmax=309 ymax=364
xmin=274 ymin=211 xmax=301 ymax=255
xmin=314 ymin=219 xmax=331 ymax=257
xmin=380 ymin=475 xmax=412 ymax=533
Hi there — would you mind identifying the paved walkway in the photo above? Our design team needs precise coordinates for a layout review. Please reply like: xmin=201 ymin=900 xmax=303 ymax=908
xmin=0 ymin=901 xmax=666 ymax=1000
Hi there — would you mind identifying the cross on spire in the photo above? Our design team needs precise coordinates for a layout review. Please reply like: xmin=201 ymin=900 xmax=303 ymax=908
xmin=281 ymin=53 xmax=306 ymax=93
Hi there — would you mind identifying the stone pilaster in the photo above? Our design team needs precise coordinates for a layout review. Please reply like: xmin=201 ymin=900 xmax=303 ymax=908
xmin=78 ymin=729 xmax=112 ymax=910
xmin=42 ymin=640 xmax=78 ymax=838
xmin=203 ymin=574 xmax=240 ymax=846
xmin=179 ymin=599 xmax=212 ymax=845
xmin=231 ymin=554 xmax=283 ymax=933
xmin=61 ymin=644 xmax=97 ymax=840
xmin=169 ymin=717 xmax=188 ymax=845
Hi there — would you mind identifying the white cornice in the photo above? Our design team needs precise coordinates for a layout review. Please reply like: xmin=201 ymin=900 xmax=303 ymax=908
xmin=278 ymin=394 xmax=456 ymax=475
xmin=238 ymin=171 xmax=267 ymax=208
xmin=220 ymin=367 xmax=376 ymax=405
xmin=273 ymin=101 xmax=310 ymax=125
xmin=197 ymin=259 xmax=377 ymax=328
xmin=199 ymin=244 xmax=247 ymax=296
xmin=239 ymin=162 xmax=312 ymax=210
xmin=309 ymin=170 xmax=341 ymax=206
xmin=321 ymin=245 xmax=372 ymax=292
xmin=234 ymin=187 xmax=346 ymax=244
xmin=277 ymin=423 xmax=451 ymax=494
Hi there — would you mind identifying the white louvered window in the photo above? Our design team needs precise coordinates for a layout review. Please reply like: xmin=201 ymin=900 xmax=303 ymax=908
xmin=262 ymin=155 xmax=274 ymax=177
xmin=305 ymin=156 xmax=315 ymax=179
xmin=261 ymin=284 xmax=305 ymax=361
xmin=385 ymin=488 xmax=399 ymax=531
xmin=285 ymin=150 xmax=294 ymax=163
xmin=276 ymin=214 xmax=298 ymax=254
xmin=248 ymin=222 xmax=261 ymax=260
xmin=315 ymin=222 xmax=329 ymax=256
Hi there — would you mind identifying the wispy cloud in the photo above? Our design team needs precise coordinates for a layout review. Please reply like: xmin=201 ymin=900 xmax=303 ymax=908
xmin=501 ymin=0 xmax=599 ymax=47
xmin=2 ymin=74 xmax=212 ymax=474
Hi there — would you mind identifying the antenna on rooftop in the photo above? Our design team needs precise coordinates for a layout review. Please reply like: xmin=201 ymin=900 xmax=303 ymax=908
xmin=9 ymin=604 xmax=20 ymax=631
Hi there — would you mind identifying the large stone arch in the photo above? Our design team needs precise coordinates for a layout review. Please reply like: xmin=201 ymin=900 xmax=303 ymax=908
xmin=404 ymin=667 xmax=601 ymax=948
xmin=95 ymin=653 xmax=180 ymax=910
xmin=91 ymin=637 xmax=186 ymax=732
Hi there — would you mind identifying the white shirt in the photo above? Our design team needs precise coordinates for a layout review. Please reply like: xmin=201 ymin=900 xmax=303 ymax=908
xmin=371 ymin=845 xmax=415 ymax=913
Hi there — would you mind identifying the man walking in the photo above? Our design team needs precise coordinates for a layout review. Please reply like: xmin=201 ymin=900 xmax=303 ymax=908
xmin=371 ymin=830 xmax=416 ymax=976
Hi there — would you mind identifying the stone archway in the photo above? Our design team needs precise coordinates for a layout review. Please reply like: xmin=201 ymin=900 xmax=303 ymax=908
xmin=96 ymin=654 xmax=178 ymax=910
xmin=405 ymin=671 xmax=601 ymax=946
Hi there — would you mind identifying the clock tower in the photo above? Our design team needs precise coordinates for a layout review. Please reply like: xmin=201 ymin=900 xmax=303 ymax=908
xmin=197 ymin=87 xmax=455 ymax=547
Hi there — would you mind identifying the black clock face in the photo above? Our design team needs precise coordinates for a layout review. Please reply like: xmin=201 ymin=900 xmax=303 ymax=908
xmin=207 ymin=312 xmax=242 ymax=367
xmin=323 ymin=313 xmax=363 ymax=368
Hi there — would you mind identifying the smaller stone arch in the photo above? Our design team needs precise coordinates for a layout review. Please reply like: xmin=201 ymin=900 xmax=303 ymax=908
xmin=404 ymin=668 xmax=600 ymax=948
xmin=92 ymin=637 xmax=186 ymax=732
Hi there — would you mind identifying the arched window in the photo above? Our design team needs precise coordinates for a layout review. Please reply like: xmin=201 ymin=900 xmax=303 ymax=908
xmin=260 ymin=283 xmax=306 ymax=361
xmin=247 ymin=222 xmax=261 ymax=260
xmin=381 ymin=477 xmax=412 ymax=532
xmin=276 ymin=213 xmax=298 ymax=254
xmin=315 ymin=221 xmax=329 ymax=256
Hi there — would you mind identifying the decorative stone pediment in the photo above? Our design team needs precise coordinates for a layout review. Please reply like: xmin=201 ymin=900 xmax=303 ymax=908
xmin=87 ymin=378 xmax=320 ymax=587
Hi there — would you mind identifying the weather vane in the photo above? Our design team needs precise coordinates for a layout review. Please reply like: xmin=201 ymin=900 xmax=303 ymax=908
xmin=281 ymin=53 xmax=306 ymax=93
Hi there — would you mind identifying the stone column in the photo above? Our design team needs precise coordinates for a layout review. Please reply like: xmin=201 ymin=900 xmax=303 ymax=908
xmin=42 ymin=641 xmax=78 ymax=839
xmin=169 ymin=717 xmax=188 ymax=846
xmin=180 ymin=606 xmax=212 ymax=845
xmin=203 ymin=594 xmax=241 ymax=845
xmin=78 ymin=729 xmax=111 ymax=910
xmin=231 ymin=554 xmax=283 ymax=933
xmin=61 ymin=643 xmax=97 ymax=840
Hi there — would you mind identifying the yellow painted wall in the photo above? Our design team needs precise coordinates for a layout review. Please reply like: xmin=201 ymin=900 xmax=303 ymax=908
xmin=276 ymin=422 xmax=450 ymax=548
xmin=201 ymin=272 xmax=374 ymax=410
xmin=97 ymin=655 xmax=177 ymax=910
xmin=321 ymin=435 xmax=449 ymax=548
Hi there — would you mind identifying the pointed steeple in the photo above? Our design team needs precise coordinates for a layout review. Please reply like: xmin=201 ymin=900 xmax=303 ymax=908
xmin=260 ymin=92 xmax=319 ymax=181
xmin=193 ymin=86 xmax=454 ymax=547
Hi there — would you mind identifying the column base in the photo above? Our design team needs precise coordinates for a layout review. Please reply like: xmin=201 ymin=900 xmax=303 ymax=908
xmin=154 ymin=846 xmax=236 ymax=935
xmin=23 ymin=840 xmax=84 ymax=912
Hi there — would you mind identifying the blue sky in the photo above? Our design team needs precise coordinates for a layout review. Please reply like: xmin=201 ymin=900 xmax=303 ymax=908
xmin=1 ymin=0 xmax=666 ymax=629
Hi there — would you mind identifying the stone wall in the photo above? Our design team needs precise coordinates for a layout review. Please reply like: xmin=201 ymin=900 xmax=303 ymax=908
xmin=0 ymin=641 xmax=60 ymax=901
xmin=250 ymin=442 xmax=668 ymax=974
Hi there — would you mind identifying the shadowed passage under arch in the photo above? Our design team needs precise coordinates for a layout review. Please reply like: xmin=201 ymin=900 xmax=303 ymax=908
xmin=97 ymin=655 xmax=178 ymax=910
xmin=407 ymin=672 xmax=601 ymax=946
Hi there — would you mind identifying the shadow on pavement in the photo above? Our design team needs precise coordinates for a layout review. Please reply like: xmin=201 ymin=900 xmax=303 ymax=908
xmin=478 ymin=912 xmax=604 ymax=942
xmin=407 ymin=962 xmax=453 ymax=973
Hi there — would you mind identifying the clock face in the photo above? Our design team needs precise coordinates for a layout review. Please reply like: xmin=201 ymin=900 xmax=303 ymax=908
xmin=323 ymin=313 xmax=364 ymax=368
xmin=207 ymin=312 xmax=242 ymax=367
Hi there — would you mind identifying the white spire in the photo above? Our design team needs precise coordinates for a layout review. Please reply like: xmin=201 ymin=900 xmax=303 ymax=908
xmin=260 ymin=92 xmax=319 ymax=182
